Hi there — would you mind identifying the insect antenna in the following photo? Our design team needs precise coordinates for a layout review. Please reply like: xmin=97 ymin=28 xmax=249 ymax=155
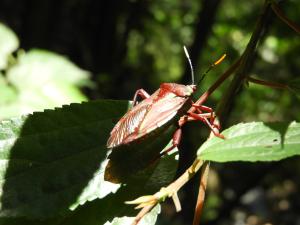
xmin=183 ymin=46 xmax=195 ymax=85
xmin=197 ymin=53 xmax=227 ymax=86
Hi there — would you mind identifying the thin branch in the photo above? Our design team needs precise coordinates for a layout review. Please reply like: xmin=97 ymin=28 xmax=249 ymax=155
xmin=129 ymin=159 xmax=204 ymax=225
xmin=271 ymin=1 xmax=300 ymax=34
xmin=131 ymin=205 xmax=155 ymax=225
xmin=172 ymin=192 xmax=182 ymax=212
xmin=217 ymin=1 xmax=272 ymax=120
xmin=192 ymin=161 xmax=210 ymax=225
xmin=248 ymin=76 xmax=289 ymax=90
xmin=166 ymin=159 xmax=203 ymax=193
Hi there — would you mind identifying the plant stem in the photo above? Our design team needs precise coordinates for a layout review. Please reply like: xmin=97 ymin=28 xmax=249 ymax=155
xmin=192 ymin=161 xmax=210 ymax=225
xmin=248 ymin=76 xmax=289 ymax=90
xmin=131 ymin=205 xmax=155 ymax=225
xmin=167 ymin=159 xmax=203 ymax=193
xmin=216 ymin=1 xmax=272 ymax=121
xmin=271 ymin=1 xmax=300 ymax=34
xmin=190 ymin=2 xmax=274 ymax=224
xmin=130 ymin=159 xmax=204 ymax=225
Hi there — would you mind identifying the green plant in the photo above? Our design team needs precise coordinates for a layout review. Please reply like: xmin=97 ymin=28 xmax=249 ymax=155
xmin=0 ymin=1 xmax=299 ymax=225
xmin=0 ymin=23 xmax=90 ymax=120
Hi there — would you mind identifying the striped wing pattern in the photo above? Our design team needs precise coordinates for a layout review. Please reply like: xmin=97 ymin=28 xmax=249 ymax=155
xmin=107 ymin=103 xmax=150 ymax=148
xmin=107 ymin=90 xmax=189 ymax=148
xmin=138 ymin=96 xmax=187 ymax=135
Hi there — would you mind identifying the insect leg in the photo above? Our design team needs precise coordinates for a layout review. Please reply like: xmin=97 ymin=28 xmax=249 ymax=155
xmin=159 ymin=128 xmax=182 ymax=157
xmin=192 ymin=104 xmax=215 ymax=124
xmin=132 ymin=89 xmax=151 ymax=106
xmin=193 ymin=106 xmax=221 ymax=131
xmin=192 ymin=104 xmax=213 ymax=113
xmin=185 ymin=113 xmax=212 ymax=121
xmin=188 ymin=112 xmax=224 ymax=139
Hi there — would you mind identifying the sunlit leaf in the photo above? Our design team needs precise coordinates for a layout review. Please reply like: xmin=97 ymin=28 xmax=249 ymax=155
xmin=0 ymin=74 xmax=18 ymax=105
xmin=198 ymin=121 xmax=300 ymax=162
xmin=0 ymin=99 xmax=177 ymax=223
xmin=57 ymin=154 xmax=176 ymax=225
xmin=0 ymin=100 xmax=129 ymax=218
xmin=1 ymin=49 xmax=91 ymax=119
xmin=103 ymin=205 xmax=160 ymax=225
xmin=0 ymin=23 xmax=19 ymax=70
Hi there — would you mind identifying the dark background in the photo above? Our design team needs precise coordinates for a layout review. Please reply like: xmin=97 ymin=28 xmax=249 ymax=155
xmin=0 ymin=0 xmax=299 ymax=224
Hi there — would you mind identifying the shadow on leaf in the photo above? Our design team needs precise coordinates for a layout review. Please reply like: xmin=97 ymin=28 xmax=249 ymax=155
xmin=263 ymin=121 xmax=292 ymax=148
xmin=0 ymin=100 xmax=129 ymax=219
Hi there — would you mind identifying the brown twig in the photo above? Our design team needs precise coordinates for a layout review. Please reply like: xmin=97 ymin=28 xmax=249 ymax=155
xmin=190 ymin=1 xmax=275 ymax=224
xmin=188 ymin=1 xmax=297 ymax=224
xmin=217 ymin=1 xmax=272 ymax=120
xmin=192 ymin=161 xmax=210 ymax=225
xmin=131 ymin=205 xmax=155 ymax=225
xmin=248 ymin=76 xmax=289 ymax=90
xmin=129 ymin=159 xmax=204 ymax=225
xmin=270 ymin=1 xmax=300 ymax=34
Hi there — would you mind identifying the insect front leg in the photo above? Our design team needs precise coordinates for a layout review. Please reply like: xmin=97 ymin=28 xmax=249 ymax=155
xmin=192 ymin=104 xmax=215 ymax=124
xmin=187 ymin=112 xmax=224 ymax=139
xmin=192 ymin=104 xmax=213 ymax=112
xmin=132 ymin=89 xmax=151 ymax=106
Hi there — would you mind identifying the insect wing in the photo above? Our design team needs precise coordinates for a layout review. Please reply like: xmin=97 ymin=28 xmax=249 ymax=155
xmin=107 ymin=89 xmax=189 ymax=148
xmin=107 ymin=98 xmax=152 ymax=148
xmin=139 ymin=95 xmax=188 ymax=134
xmin=123 ymin=93 xmax=189 ymax=144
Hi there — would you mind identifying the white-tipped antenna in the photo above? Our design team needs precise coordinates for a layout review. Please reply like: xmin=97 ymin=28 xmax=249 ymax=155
xmin=183 ymin=46 xmax=195 ymax=85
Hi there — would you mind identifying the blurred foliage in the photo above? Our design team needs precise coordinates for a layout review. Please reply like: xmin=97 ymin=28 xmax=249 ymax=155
xmin=0 ymin=23 xmax=18 ymax=70
xmin=0 ymin=23 xmax=90 ymax=120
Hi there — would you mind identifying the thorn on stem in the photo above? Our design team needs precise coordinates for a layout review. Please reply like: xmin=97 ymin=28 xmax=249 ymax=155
xmin=172 ymin=192 xmax=182 ymax=212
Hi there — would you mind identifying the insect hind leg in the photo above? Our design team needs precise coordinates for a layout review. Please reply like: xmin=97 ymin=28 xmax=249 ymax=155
xmin=132 ymin=89 xmax=150 ymax=106
xmin=159 ymin=128 xmax=182 ymax=157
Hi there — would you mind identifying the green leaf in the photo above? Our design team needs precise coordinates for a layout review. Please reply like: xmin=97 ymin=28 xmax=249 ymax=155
xmin=0 ymin=74 xmax=18 ymax=105
xmin=198 ymin=121 xmax=300 ymax=162
xmin=0 ymin=100 xmax=129 ymax=219
xmin=0 ymin=23 xmax=19 ymax=70
xmin=58 ymin=154 xmax=177 ymax=225
xmin=0 ymin=150 xmax=176 ymax=225
xmin=1 ymin=49 xmax=91 ymax=119
xmin=0 ymin=99 xmax=177 ymax=223
xmin=103 ymin=205 xmax=160 ymax=225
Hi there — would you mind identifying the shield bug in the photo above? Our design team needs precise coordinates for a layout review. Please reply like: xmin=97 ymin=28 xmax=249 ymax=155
xmin=105 ymin=47 xmax=225 ymax=183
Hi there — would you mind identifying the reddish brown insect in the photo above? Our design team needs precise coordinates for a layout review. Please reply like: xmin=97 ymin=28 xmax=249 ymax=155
xmin=107 ymin=83 xmax=196 ymax=148
xmin=107 ymin=47 xmax=224 ymax=148
xmin=105 ymin=47 xmax=225 ymax=182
